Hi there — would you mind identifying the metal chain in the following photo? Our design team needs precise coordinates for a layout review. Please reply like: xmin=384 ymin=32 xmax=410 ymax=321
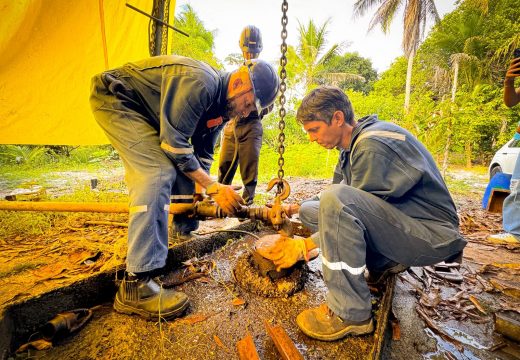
xmin=160 ymin=0 xmax=170 ymax=55
xmin=149 ymin=0 xmax=171 ymax=56
xmin=277 ymin=0 xmax=288 ymax=194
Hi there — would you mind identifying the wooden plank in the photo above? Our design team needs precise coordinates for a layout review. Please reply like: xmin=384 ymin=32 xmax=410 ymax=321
xmin=486 ymin=188 xmax=510 ymax=213
xmin=236 ymin=332 xmax=260 ymax=360
xmin=265 ymin=320 xmax=304 ymax=360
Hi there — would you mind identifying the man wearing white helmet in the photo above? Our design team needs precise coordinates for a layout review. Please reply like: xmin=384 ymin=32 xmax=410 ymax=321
xmin=90 ymin=54 xmax=279 ymax=320
xmin=218 ymin=25 xmax=274 ymax=205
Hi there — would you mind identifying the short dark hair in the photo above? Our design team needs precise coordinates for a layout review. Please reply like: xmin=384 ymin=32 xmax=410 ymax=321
xmin=296 ymin=86 xmax=355 ymax=126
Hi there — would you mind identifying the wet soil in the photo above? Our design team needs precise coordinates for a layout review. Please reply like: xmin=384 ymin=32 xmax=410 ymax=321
xmin=26 ymin=233 xmax=386 ymax=360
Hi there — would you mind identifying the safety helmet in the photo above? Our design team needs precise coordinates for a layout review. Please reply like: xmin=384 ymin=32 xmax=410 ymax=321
xmin=244 ymin=59 xmax=280 ymax=112
xmin=239 ymin=25 xmax=263 ymax=55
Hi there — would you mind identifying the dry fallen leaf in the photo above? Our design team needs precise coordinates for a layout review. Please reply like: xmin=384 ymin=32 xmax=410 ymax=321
xmin=16 ymin=339 xmax=52 ymax=353
xmin=68 ymin=250 xmax=96 ymax=264
xmin=174 ymin=313 xmax=209 ymax=325
xmin=196 ymin=276 xmax=211 ymax=284
xmin=232 ymin=298 xmax=246 ymax=306
xmin=213 ymin=334 xmax=231 ymax=353
xmin=468 ymin=295 xmax=487 ymax=314
xmin=489 ymin=279 xmax=520 ymax=299
xmin=32 ymin=263 xmax=68 ymax=278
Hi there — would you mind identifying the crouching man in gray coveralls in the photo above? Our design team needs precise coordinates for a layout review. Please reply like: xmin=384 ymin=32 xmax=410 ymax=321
xmin=256 ymin=86 xmax=466 ymax=341
xmin=90 ymin=55 xmax=279 ymax=320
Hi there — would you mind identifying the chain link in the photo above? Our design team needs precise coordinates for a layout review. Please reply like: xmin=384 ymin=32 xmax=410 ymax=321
xmin=149 ymin=0 xmax=171 ymax=56
xmin=277 ymin=0 xmax=288 ymax=194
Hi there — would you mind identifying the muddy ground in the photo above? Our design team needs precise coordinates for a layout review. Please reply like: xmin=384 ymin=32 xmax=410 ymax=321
xmin=1 ymin=170 xmax=519 ymax=359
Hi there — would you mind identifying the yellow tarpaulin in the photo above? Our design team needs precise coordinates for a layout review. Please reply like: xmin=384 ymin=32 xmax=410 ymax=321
xmin=0 ymin=0 xmax=175 ymax=145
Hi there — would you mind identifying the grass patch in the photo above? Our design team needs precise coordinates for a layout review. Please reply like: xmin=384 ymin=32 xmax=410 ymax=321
xmin=444 ymin=177 xmax=474 ymax=196
xmin=211 ymin=143 xmax=340 ymax=183
xmin=0 ymin=143 xmax=487 ymax=239
xmin=0 ymin=262 xmax=41 ymax=278
xmin=0 ymin=183 xmax=129 ymax=239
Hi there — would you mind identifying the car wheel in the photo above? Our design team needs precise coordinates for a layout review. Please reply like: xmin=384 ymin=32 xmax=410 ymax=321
xmin=490 ymin=165 xmax=502 ymax=180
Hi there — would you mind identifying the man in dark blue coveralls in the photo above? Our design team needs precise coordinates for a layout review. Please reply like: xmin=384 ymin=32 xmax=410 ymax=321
xmin=90 ymin=55 xmax=279 ymax=320
xmin=218 ymin=25 xmax=273 ymax=205
xmin=257 ymin=86 xmax=466 ymax=341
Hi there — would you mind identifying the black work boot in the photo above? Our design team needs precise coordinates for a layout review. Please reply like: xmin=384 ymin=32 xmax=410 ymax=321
xmin=114 ymin=274 xmax=189 ymax=320
xmin=365 ymin=262 xmax=409 ymax=286
xmin=444 ymin=250 xmax=463 ymax=264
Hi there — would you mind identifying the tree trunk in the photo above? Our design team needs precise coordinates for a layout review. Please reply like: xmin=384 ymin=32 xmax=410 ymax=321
xmin=451 ymin=62 xmax=459 ymax=102
xmin=442 ymin=119 xmax=452 ymax=178
xmin=465 ymin=141 xmax=472 ymax=168
xmin=404 ymin=50 xmax=415 ymax=113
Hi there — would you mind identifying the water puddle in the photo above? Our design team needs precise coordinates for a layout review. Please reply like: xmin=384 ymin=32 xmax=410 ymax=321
xmin=423 ymin=328 xmax=481 ymax=360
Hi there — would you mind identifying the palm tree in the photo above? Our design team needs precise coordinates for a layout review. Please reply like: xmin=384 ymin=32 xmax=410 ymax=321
xmin=289 ymin=19 xmax=343 ymax=92
xmin=353 ymin=0 xmax=440 ymax=112
xmin=449 ymin=53 xmax=477 ymax=102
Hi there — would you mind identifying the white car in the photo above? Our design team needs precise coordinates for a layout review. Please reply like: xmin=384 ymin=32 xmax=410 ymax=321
xmin=489 ymin=138 xmax=520 ymax=179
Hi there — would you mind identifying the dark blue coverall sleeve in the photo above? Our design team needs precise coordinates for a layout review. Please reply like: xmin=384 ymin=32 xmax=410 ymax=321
xmin=159 ymin=74 xmax=215 ymax=173
xmin=191 ymin=128 xmax=222 ymax=173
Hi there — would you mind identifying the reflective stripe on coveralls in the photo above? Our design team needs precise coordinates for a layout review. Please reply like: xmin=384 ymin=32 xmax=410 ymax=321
xmin=320 ymin=255 xmax=366 ymax=275
xmin=171 ymin=195 xmax=194 ymax=200
xmin=129 ymin=205 xmax=148 ymax=214
xmin=161 ymin=142 xmax=194 ymax=154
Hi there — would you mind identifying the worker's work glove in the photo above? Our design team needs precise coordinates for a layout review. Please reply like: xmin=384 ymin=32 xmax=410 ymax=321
xmin=255 ymin=234 xmax=309 ymax=271
xmin=205 ymin=182 xmax=244 ymax=215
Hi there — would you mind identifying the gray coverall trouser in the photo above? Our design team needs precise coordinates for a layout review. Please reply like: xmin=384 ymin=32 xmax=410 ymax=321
xmin=299 ymin=184 xmax=467 ymax=322
xmin=218 ymin=117 xmax=263 ymax=204
xmin=90 ymin=73 xmax=195 ymax=273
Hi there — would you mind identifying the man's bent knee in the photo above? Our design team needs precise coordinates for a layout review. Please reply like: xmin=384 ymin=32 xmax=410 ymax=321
xmin=299 ymin=200 xmax=319 ymax=232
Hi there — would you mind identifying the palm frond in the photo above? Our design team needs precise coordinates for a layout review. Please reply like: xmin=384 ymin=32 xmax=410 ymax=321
xmin=425 ymin=0 xmax=440 ymax=22
xmin=402 ymin=0 xmax=421 ymax=55
xmin=353 ymin=0 xmax=386 ymax=18
xmin=317 ymin=44 xmax=341 ymax=66
xmin=368 ymin=0 xmax=402 ymax=33
xmin=322 ymin=72 xmax=366 ymax=86
xmin=490 ymin=34 xmax=520 ymax=64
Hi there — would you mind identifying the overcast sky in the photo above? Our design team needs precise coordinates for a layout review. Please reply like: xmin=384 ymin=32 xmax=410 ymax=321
xmin=174 ymin=0 xmax=457 ymax=73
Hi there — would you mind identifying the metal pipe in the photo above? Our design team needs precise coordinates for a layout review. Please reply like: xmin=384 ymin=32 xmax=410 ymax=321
xmin=0 ymin=201 xmax=193 ymax=214
xmin=125 ymin=3 xmax=189 ymax=37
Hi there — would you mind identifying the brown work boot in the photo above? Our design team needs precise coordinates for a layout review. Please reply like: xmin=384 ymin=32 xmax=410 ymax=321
xmin=114 ymin=274 xmax=189 ymax=320
xmin=296 ymin=303 xmax=374 ymax=341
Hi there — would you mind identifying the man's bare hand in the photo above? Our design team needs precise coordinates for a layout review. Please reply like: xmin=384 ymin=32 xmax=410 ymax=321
xmin=506 ymin=57 xmax=520 ymax=80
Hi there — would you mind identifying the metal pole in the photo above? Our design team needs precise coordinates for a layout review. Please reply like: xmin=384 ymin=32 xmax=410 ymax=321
xmin=125 ymin=3 xmax=189 ymax=37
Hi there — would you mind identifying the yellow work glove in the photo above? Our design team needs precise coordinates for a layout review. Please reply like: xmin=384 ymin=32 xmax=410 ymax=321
xmin=205 ymin=182 xmax=245 ymax=216
xmin=255 ymin=234 xmax=309 ymax=271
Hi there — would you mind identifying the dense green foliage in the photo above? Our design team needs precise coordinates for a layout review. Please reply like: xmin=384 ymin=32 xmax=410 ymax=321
xmin=319 ymin=0 xmax=520 ymax=166
xmin=170 ymin=4 xmax=222 ymax=69
xmin=322 ymin=53 xmax=378 ymax=94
